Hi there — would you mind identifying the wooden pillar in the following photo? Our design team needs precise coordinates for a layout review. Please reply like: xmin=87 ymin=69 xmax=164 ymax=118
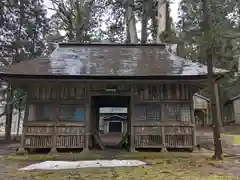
xmin=83 ymin=84 xmax=90 ymax=152
xmin=89 ymin=98 xmax=94 ymax=148
xmin=17 ymin=93 xmax=29 ymax=155
xmin=206 ymin=104 xmax=209 ymax=125
xmin=50 ymin=100 xmax=58 ymax=154
xmin=129 ymin=86 xmax=135 ymax=152
xmin=161 ymin=126 xmax=167 ymax=152
xmin=191 ymin=89 xmax=197 ymax=152
xmin=208 ymin=102 xmax=212 ymax=125
xmin=161 ymin=103 xmax=167 ymax=152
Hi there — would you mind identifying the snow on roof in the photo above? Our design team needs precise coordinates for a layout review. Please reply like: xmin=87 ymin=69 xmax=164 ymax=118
xmin=166 ymin=45 xmax=227 ymax=76
xmin=1 ymin=43 xmax=227 ymax=77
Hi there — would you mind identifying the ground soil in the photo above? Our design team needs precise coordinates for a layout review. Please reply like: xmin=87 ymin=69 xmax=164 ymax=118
xmin=0 ymin=150 xmax=240 ymax=179
xmin=1 ymin=126 xmax=240 ymax=179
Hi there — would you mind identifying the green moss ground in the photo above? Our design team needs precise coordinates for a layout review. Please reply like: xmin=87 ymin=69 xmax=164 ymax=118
xmin=1 ymin=151 xmax=240 ymax=180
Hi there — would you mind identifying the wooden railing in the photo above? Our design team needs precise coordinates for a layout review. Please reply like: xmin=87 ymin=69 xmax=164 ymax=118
xmin=56 ymin=125 xmax=86 ymax=148
xmin=23 ymin=123 xmax=86 ymax=148
xmin=133 ymin=123 xmax=195 ymax=149
xmin=22 ymin=123 xmax=195 ymax=150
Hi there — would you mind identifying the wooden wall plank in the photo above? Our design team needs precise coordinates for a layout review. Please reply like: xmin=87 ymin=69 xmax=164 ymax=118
xmin=29 ymin=84 xmax=86 ymax=101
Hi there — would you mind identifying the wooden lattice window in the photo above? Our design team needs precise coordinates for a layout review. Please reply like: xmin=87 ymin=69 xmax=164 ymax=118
xmin=135 ymin=105 xmax=147 ymax=120
xmin=164 ymin=103 xmax=191 ymax=122
xmin=164 ymin=104 xmax=180 ymax=121
xmin=180 ymin=104 xmax=191 ymax=122
xmin=135 ymin=104 xmax=161 ymax=121
xmin=31 ymin=103 xmax=56 ymax=121
xmin=59 ymin=105 xmax=85 ymax=121
xmin=29 ymin=103 xmax=85 ymax=121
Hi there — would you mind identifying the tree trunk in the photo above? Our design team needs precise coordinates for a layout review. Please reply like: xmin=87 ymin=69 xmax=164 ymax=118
xmin=156 ymin=0 xmax=167 ymax=43
xmin=75 ymin=0 xmax=94 ymax=42
xmin=125 ymin=0 xmax=138 ymax=43
xmin=141 ymin=0 xmax=148 ymax=43
xmin=5 ymin=85 xmax=13 ymax=142
xmin=16 ymin=104 xmax=21 ymax=138
xmin=82 ymin=0 xmax=95 ymax=42
xmin=75 ymin=0 xmax=83 ymax=42
xmin=215 ymin=83 xmax=224 ymax=132
xmin=150 ymin=0 xmax=158 ymax=42
xmin=202 ymin=0 xmax=223 ymax=160
xmin=165 ymin=1 xmax=171 ymax=34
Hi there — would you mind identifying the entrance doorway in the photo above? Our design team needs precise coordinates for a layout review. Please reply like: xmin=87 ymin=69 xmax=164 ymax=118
xmin=194 ymin=109 xmax=206 ymax=126
xmin=109 ymin=121 xmax=122 ymax=132
xmin=91 ymin=96 xmax=130 ymax=149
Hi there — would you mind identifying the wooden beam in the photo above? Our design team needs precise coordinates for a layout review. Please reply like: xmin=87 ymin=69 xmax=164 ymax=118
xmin=7 ymin=78 xmax=209 ymax=84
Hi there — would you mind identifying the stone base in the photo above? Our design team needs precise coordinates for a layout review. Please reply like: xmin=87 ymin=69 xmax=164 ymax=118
xmin=129 ymin=147 xmax=137 ymax=152
xmin=16 ymin=148 xmax=27 ymax=155
xmin=192 ymin=147 xmax=199 ymax=153
xmin=161 ymin=147 xmax=168 ymax=152
xmin=49 ymin=148 xmax=58 ymax=154
xmin=82 ymin=148 xmax=90 ymax=153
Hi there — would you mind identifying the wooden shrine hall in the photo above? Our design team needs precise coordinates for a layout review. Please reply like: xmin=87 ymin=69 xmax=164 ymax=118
xmin=0 ymin=43 xmax=221 ymax=153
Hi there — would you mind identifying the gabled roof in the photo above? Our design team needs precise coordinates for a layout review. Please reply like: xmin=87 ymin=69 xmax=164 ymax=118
xmin=103 ymin=114 xmax=127 ymax=120
xmin=0 ymin=43 xmax=226 ymax=79
xmin=230 ymin=94 xmax=240 ymax=101
xmin=193 ymin=93 xmax=210 ymax=102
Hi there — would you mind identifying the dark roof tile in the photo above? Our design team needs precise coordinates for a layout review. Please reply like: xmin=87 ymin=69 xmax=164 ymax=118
xmin=0 ymin=44 xmax=226 ymax=77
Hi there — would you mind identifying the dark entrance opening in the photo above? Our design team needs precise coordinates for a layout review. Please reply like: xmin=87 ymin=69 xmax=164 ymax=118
xmin=91 ymin=95 xmax=130 ymax=149
xmin=109 ymin=121 xmax=122 ymax=132
xmin=194 ymin=109 xmax=206 ymax=126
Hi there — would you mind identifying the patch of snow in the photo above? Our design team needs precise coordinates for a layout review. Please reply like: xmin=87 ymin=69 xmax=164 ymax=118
xmin=49 ymin=44 xmax=227 ymax=76
xmin=167 ymin=51 xmax=227 ymax=75
xmin=18 ymin=160 xmax=147 ymax=171
xmin=50 ymin=47 xmax=89 ymax=75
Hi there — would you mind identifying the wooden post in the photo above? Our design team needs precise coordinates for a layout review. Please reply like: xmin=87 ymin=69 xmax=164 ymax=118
xmin=129 ymin=86 xmax=136 ymax=152
xmin=17 ymin=93 xmax=29 ymax=155
xmin=83 ymin=84 xmax=90 ymax=152
xmin=50 ymin=101 xmax=58 ymax=154
xmin=205 ymin=107 xmax=208 ymax=125
xmin=161 ymin=104 xmax=167 ymax=152
xmin=191 ymin=90 xmax=198 ymax=152
xmin=208 ymin=102 xmax=212 ymax=125
xmin=89 ymin=98 xmax=94 ymax=149
xmin=161 ymin=126 xmax=167 ymax=152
